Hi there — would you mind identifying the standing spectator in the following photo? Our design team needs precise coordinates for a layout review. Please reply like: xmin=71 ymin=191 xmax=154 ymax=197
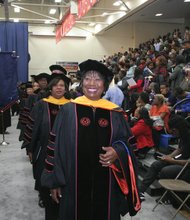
xmin=154 ymin=55 xmax=169 ymax=87
xmin=103 ymin=76 xmax=124 ymax=107
xmin=170 ymin=55 xmax=185 ymax=93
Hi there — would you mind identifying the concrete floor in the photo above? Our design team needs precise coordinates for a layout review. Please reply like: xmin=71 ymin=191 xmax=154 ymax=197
xmin=0 ymin=116 xmax=188 ymax=220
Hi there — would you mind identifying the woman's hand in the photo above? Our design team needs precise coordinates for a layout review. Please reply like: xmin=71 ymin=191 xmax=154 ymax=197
xmin=50 ymin=188 xmax=62 ymax=203
xmin=160 ymin=155 xmax=174 ymax=163
xmin=99 ymin=146 xmax=118 ymax=167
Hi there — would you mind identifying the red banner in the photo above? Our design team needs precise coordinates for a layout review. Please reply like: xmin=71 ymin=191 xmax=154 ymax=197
xmin=56 ymin=13 xmax=76 ymax=43
xmin=56 ymin=0 xmax=98 ymax=42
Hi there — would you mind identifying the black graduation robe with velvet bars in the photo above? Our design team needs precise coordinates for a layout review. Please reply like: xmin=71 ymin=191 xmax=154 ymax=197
xmin=41 ymin=97 xmax=141 ymax=220
xmin=23 ymin=96 xmax=70 ymax=188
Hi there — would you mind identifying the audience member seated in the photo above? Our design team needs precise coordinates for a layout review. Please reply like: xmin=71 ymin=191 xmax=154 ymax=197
xmin=173 ymin=87 xmax=190 ymax=117
xmin=150 ymin=94 xmax=170 ymax=149
xmin=128 ymin=68 xmax=144 ymax=94
xmin=145 ymin=82 xmax=160 ymax=104
xmin=133 ymin=92 xmax=151 ymax=120
xmin=179 ymin=63 xmax=190 ymax=92
xmin=159 ymin=82 xmax=177 ymax=106
xmin=143 ymin=61 xmax=155 ymax=78
xmin=139 ymin=115 xmax=190 ymax=202
xmin=131 ymin=107 xmax=154 ymax=159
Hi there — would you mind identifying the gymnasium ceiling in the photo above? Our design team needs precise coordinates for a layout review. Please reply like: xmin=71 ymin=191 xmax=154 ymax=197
xmin=0 ymin=0 xmax=190 ymax=35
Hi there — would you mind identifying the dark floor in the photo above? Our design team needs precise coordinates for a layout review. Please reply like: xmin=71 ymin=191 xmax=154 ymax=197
xmin=0 ymin=116 xmax=188 ymax=220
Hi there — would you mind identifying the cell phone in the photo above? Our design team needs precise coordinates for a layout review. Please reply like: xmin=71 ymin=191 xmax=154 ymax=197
xmin=174 ymin=154 xmax=182 ymax=159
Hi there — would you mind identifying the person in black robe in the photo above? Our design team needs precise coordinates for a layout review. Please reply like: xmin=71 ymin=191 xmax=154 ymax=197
xmin=41 ymin=59 xmax=141 ymax=220
xmin=18 ymin=73 xmax=50 ymax=141
xmin=23 ymin=75 xmax=71 ymax=220
xmin=49 ymin=64 xmax=67 ymax=75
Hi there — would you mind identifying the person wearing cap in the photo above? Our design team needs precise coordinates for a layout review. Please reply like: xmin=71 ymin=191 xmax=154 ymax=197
xmin=23 ymin=74 xmax=71 ymax=220
xmin=49 ymin=65 xmax=67 ymax=75
xmin=18 ymin=73 xmax=50 ymax=141
xmin=41 ymin=59 xmax=141 ymax=220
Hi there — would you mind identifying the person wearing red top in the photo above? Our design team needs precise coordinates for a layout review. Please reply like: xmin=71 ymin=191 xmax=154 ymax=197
xmin=128 ymin=68 xmax=144 ymax=94
xmin=131 ymin=107 xmax=154 ymax=158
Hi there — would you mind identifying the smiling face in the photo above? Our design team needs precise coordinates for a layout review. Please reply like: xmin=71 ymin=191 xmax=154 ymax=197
xmin=82 ymin=71 xmax=105 ymax=101
xmin=51 ymin=79 xmax=66 ymax=99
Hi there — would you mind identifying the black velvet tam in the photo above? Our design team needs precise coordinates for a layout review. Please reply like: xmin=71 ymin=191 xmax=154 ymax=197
xmin=79 ymin=59 xmax=114 ymax=84
xmin=49 ymin=64 xmax=67 ymax=75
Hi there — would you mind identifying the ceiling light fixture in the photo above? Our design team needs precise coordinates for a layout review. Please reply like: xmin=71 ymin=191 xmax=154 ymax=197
xmin=155 ymin=13 xmax=163 ymax=16
xmin=101 ymin=12 xmax=109 ymax=17
xmin=14 ymin=7 xmax=20 ymax=13
xmin=55 ymin=0 xmax=62 ymax=2
xmin=113 ymin=1 xmax=122 ymax=6
xmin=49 ymin=8 xmax=56 ymax=15
xmin=13 ymin=18 xmax=19 ymax=22
xmin=184 ymin=0 xmax=190 ymax=2
xmin=45 ymin=20 xmax=51 ymax=24
xmin=88 ymin=22 xmax=95 ymax=26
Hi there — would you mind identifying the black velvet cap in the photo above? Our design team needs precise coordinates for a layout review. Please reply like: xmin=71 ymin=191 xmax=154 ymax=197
xmin=79 ymin=59 xmax=114 ymax=84
xmin=50 ymin=73 xmax=71 ymax=86
xmin=49 ymin=65 xmax=67 ymax=75
xmin=26 ymin=82 xmax=33 ymax=88
xmin=33 ymin=73 xmax=50 ymax=82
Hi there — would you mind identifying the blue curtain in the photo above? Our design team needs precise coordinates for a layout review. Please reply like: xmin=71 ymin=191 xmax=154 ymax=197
xmin=0 ymin=52 xmax=18 ymax=108
xmin=0 ymin=21 xmax=28 ymax=82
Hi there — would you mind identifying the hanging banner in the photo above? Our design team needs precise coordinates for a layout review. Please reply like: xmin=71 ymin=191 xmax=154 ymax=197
xmin=0 ymin=52 xmax=18 ymax=109
xmin=78 ymin=0 xmax=98 ymax=19
xmin=56 ymin=0 xmax=98 ymax=42
xmin=56 ymin=13 xmax=76 ymax=43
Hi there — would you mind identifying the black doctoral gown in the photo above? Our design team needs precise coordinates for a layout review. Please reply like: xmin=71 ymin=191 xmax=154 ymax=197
xmin=41 ymin=97 xmax=141 ymax=220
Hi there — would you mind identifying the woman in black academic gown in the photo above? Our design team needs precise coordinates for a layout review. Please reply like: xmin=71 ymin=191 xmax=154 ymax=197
xmin=24 ymin=74 xmax=70 ymax=220
xmin=41 ymin=60 xmax=141 ymax=220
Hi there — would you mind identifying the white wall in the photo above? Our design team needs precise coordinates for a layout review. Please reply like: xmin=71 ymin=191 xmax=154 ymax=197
xmin=134 ymin=22 xmax=184 ymax=47
xmin=28 ymin=21 xmax=184 ymax=76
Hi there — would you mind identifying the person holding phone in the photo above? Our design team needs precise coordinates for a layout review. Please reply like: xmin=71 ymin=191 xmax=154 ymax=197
xmin=139 ymin=114 xmax=190 ymax=201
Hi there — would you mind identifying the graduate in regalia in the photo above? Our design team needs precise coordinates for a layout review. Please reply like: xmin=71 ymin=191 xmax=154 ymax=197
xmin=42 ymin=59 xmax=141 ymax=220
xmin=24 ymin=74 xmax=71 ymax=220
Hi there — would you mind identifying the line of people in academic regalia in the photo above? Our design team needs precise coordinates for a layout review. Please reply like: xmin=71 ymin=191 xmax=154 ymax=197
xmin=18 ymin=61 xmax=141 ymax=220
xmin=19 ymin=65 xmax=72 ymax=219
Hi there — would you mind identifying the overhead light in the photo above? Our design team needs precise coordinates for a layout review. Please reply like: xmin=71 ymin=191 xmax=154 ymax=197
xmin=13 ymin=18 xmax=19 ymax=22
xmin=49 ymin=8 xmax=56 ymax=14
xmin=88 ymin=22 xmax=95 ymax=27
xmin=155 ymin=13 xmax=163 ymax=16
xmin=55 ymin=0 xmax=62 ymax=2
xmin=101 ymin=12 xmax=109 ymax=17
xmin=45 ymin=20 xmax=51 ymax=24
xmin=113 ymin=1 xmax=122 ymax=6
xmin=184 ymin=0 xmax=190 ymax=2
xmin=14 ymin=7 xmax=20 ymax=13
